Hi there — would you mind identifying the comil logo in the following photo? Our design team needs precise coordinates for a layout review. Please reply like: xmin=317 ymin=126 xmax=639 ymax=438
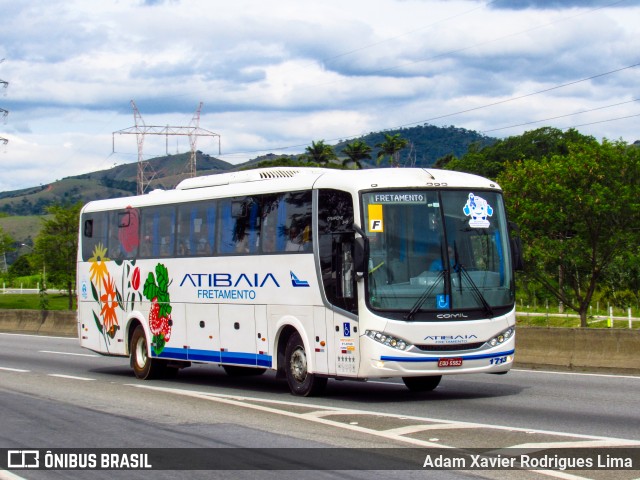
xmin=8 ymin=450 xmax=39 ymax=468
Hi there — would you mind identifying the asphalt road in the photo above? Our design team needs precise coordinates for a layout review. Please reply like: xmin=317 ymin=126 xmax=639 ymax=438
xmin=1 ymin=332 xmax=639 ymax=480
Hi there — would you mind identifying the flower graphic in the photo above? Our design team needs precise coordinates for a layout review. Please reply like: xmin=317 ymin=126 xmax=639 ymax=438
xmin=100 ymin=274 xmax=120 ymax=338
xmin=131 ymin=266 xmax=141 ymax=291
xmin=89 ymin=242 xmax=110 ymax=284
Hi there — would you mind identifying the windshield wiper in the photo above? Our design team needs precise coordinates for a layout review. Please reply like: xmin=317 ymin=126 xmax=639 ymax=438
xmin=405 ymin=270 xmax=445 ymax=321
xmin=453 ymin=261 xmax=493 ymax=317
xmin=452 ymin=247 xmax=494 ymax=317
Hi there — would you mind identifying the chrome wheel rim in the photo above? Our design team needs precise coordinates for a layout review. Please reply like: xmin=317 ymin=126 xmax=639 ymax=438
xmin=290 ymin=347 xmax=307 ymax=383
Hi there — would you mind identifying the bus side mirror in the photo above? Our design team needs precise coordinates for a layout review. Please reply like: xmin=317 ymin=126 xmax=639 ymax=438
xmin=509 ymin=222 xmax=524 ymax=271
xmin=352 ymin=224 xmax=368 ymax=280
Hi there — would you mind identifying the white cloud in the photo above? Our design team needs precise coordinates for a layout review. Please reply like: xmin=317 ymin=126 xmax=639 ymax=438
xmin=0 ymin=0 xmax=639 ymax=191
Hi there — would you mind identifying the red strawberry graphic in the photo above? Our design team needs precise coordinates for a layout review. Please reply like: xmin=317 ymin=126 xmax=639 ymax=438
xmin=148 ymin=296 xmax=172 ymax=341
xmin=149 ymin=297 xmax=162 ymax=335
xmin=143 ymin=264 xmax=173 ymax=355
xmin=159 ymin=314 xmax=172 ymax=342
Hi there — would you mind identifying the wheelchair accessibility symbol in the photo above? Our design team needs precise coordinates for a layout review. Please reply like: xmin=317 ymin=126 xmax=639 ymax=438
xmin=436 ymin=294 xmax=450 ymax=309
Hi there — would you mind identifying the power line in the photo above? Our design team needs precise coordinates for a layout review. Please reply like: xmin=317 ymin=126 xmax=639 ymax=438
xmin=481 ymin=98 xmax=640 ymax=134
xmin=216 ymin=62 xmax=640 ymax=158
xmin=113 ymin=101 xmax=221 ymax=194
xmin=565 ymin=112 xmax=640 ymax=131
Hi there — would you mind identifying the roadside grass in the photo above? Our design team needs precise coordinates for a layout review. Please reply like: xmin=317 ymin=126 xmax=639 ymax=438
xmin=0 ymin=294 xmax=72 ymax=311
xmin=516 ymin=314 xmax=638 ymax=329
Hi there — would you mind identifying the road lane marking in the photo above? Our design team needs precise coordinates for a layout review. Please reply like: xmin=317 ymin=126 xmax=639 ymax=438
xmin=126 ymin=383 xmax=640 ymax=447
xmin=0 ymin=470 xmax=29 ymax=480
xmin=39 ymin=350 xmax=99 ymax=357
xmin=0 ymin=333 xmax=76 ymax=340
xmin=48 ymin=374 xmax=95 ymax=381
xmin=0 ymin=367 xmax=30 ymax=373
xmin=511 ymin=368 xmax=640 ymax=380
xmin=127 ymin=383 xmax=444 ymax=447
xmin=127 ymin=383 xmax=640 ymax=479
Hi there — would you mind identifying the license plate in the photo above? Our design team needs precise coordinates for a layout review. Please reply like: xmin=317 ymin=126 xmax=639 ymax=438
xmin=438 ymin=357 xmax=463 ymax=368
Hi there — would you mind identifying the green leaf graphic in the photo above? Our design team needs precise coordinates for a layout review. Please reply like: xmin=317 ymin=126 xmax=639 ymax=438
xmin=90 ymin=281 xmax=99 ymax=302
xmin=92 ymin=310 xmax=103 ymax=333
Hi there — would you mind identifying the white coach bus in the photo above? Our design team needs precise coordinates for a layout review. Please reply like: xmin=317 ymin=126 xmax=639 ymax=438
xmin=77 ymin=167 xmax=521 ymax=396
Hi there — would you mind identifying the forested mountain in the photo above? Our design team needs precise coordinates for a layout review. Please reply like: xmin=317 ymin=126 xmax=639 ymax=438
xmin=334 ymin=124 xmax=495 ymax=167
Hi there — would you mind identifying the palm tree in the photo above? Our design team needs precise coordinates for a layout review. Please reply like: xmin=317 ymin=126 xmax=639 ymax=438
xmin=376 ymin=133 xmax=408 ymax=167
xmin=303 ymin=140 xmax=337 ymax=165
xmin=341 ymin=140 xmax=372 ymax=169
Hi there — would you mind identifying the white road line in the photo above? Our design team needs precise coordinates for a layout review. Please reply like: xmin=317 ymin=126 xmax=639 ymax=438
xmin=48 ymin=374 xmax=95 ymax=381
xmin=39 ymin=350 xmax=99 ymax=357
xmin=0 ymin=470 xmax=28 ymax=480
xmin=127 ymin=383 xmax=640 ymax=446
xmin=127 ymin=383 xmax=444 ymax=447
xmin=0 ymin=332 xmax=76 ymax=340
xmin=511 ymin=368 xmax=640 ymax=380
xmin=383 ymin=423 xmax=477 ymax=436
xmin=0 ymin=367 xmax=30 ymax=373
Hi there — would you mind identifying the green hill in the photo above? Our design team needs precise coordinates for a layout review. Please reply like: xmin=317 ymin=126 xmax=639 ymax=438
xmin=334 ymin=124 xmax=495 ymax=167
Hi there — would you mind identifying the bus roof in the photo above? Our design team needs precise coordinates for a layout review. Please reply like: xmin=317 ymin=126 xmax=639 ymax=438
xmin=81 ymin=167 xmax=501 ymax=212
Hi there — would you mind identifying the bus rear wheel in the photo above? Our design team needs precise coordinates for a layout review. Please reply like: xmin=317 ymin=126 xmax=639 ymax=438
xmin=285 ymin=332 xmax=327 ymax=397
xmin=130 ymin=325 xmax=165 ymax=380
xmin=402 ymin=375 xmax=442 ymax=392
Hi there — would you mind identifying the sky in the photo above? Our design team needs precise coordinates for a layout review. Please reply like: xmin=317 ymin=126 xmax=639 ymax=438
xmin=1 ymin=0 xmax=639 ymax=192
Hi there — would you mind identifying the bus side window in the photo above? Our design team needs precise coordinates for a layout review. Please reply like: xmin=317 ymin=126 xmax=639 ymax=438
xmin=139 ymin=206 xmax=176 ymax=258
xmin=177 ymin=201 xmax=215 ymax=256
xmin=217 ymin=197 xmax=261 ymax=255
xmin=108 ymin=211 xmax=123 ymax=260
xmin=81 ymin=212 xmax=108 ymax=261
xmin=260 ymin=194 xmax=280 ymax=253
xmin=283 ymin=191 xmax=312 ymax=253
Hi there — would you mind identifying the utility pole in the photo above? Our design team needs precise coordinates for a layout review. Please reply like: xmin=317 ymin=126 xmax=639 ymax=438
xmin=112 ymin=100 xmax=220 ymax=195
xmin=1 ymin=58 xmax=8 ymax=147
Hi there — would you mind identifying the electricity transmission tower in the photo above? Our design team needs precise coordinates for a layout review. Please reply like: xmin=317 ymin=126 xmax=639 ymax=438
xmin=112 ymin=100 xmax=221 ymax=195
xmin=1 ymin=58 xmax=8 ymax=147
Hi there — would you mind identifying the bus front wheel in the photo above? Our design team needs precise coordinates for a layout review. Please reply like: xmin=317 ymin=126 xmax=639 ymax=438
xmin=285 ymin=332 xmax=327 ymax=397
xmin=402 ymin=375 xmax=442 ymax=392
xmin=130 ymin=325 xmax=165 ymax=380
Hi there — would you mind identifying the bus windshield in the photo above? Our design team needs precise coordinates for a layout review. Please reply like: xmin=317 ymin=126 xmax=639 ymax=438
xmin=362 ymin=189 xmax=514 ymax=320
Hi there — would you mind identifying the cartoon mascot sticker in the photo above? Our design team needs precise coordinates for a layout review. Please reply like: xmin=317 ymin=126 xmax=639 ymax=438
xmin=463 ymin=193 xmax=493 ymax=228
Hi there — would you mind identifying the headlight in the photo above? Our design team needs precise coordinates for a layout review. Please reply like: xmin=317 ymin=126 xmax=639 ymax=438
xmin=365 ymin=330 xmax=410 ymax=350
xmin=487 ymin=327 xmax=514 ymax=347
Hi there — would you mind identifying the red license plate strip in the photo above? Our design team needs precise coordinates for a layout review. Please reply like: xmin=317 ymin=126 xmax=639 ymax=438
xmin=438 ymin=357 xmax=463 ymax=368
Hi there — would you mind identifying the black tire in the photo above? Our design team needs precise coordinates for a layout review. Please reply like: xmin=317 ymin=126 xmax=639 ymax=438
xmin=223 ymin=365 xmax=267 ymax=377
xmin=130 ymin=325 xmax=164 ymax=380
xmin=284 ymin=332 xmax=327 ymax=396
xmin=402 ymin=375 xmax=442 ymax=392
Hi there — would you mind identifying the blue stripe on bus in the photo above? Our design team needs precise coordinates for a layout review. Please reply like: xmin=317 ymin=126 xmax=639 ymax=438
xmin=380 ymin=349 xmax=515 ymax=363
xmin=188 ymin=349 xmax=222 ymax=363
xmin=153 ymin=347 xmax=189 ymax=360
xmin=152 ymin=347 xmax=272 ymax=368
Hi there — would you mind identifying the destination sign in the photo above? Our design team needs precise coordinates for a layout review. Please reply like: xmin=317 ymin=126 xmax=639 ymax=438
xmin=371 ymin=193 xmax=428 ymax=204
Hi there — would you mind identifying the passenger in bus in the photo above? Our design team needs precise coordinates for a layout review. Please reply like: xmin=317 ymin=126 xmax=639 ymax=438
xmin=140 ymin=236 xmax=152 ymax=257
xmin=197 ymin=237 xmax=209 ymax=254
xmin=429 ymin=246 xmax=454 ymax=271
xmin=286 ymin=226 xmax=303 ymax=251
